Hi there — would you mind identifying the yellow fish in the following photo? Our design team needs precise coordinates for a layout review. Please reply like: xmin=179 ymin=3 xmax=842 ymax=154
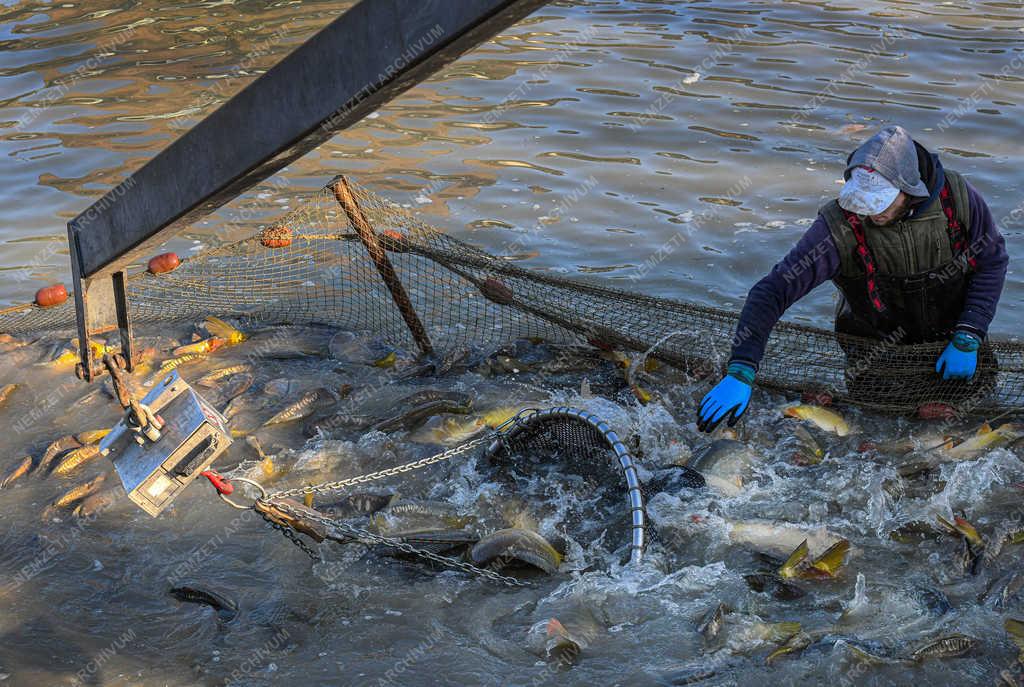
xmin=0 ymin=456 xmax=33 ymax=488
xmin=50 ymin=473 xmax=106 ymax=508
xmin=75 ymin=429 xmax=111 ymax=445
xmin=52 ymin=445 xmax=101 ymax=476
xmin=197 ymin=364 xmax=254 ymax=387
xmin=172 ymin=337 xmax=226 ymax=356
xmin=373 ymin=351 xmax=397 ymax=368
xmin=481 ymin=406 xmax=520 ymax=428
xmin=205 ymin=316 xmax=247 ymax=345
xmin=783 ymin=405 xmax=850 ymax=436
xmin=946 ymin=423 xmax=1022 ymax=460
xmin=156 ymin=353 xmax=206 ymax=375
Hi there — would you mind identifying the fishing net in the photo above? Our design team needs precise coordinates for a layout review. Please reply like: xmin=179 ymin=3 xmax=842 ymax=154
xmin=0 ymin=175 xmax=1020 ymax=415
xmin=482 ymin=406 xmax=646 ymax=564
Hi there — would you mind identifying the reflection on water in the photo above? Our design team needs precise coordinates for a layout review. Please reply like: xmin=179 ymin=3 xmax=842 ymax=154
xmin=0 ymin=0 xmax=1020 ymax=333
xmin=0 ymin=1 xmax=1023 ymax=684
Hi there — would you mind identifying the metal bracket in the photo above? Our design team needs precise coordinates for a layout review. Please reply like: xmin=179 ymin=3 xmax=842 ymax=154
xmin=69 ymin=219 xmax=135 ymax=382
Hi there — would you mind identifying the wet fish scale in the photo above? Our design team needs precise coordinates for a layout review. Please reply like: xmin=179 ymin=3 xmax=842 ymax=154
xmin=51 ymin=473 xmax=106 ymax=508
xmin=52 ymin=444 xmax=101 ymax=476
xmin=470 ymin=527 xmax=562 ymax=574
xmin=197 ymin=363 xmax=254 ymax=387
xmin=910 ymin=633 xmax=977 ymax=661
xmin=263 ymin=387 xmax=334 ymax=426
xmin=37 ymin=436 xmax=82 ymax=474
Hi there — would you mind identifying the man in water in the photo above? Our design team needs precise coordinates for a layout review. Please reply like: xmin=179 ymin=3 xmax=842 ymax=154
xmin=697 ymin=125 xmax=1008 ymax=432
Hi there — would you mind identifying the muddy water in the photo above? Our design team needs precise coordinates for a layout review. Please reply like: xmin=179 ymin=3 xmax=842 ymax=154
xmin=0 ymin=1 xmax=1024 ymax=686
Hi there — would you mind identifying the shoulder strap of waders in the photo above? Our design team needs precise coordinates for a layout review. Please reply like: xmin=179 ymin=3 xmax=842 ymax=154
xmin=840 ymin=209 xmax=887 ymax=313
xmin=939 ymin=179 xmax=976 ymax=270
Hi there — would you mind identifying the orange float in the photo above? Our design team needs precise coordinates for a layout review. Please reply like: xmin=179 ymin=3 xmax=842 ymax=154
xmin=147 ymin=252 xmax=181 ymax=274
xmin=260 ymin=225 xmax=292 ymax=248
xmin=35 ymin=284 xmax=68 ymax=308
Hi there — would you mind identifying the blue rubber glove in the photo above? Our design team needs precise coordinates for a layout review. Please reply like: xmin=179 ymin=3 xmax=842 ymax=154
xmin=936 ymin=331 xmax=980 ymax=381
xmin=697 ymin=362 xmax=754 ymax=433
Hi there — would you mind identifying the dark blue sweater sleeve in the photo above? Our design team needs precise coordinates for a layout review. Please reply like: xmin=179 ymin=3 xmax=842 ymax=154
xmin=729 ymin=216 xmax=840 ymax=369
xmin=956 ymin=181 xmax=1008 ymax=338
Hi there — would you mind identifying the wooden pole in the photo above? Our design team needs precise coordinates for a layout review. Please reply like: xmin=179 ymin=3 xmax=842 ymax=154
xmin=332 ymin=176 xmax=433 ymax=356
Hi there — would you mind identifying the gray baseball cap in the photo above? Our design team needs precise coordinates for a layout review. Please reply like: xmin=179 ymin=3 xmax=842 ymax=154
xmin=838 ymin=125 xmax=929 ymax=214
xmin=838 ymin=167 xmax=900 ymax=215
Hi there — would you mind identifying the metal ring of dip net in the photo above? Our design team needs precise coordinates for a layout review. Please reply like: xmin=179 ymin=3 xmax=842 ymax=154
xmin=482 ymin=406 xmax=645 ymax=565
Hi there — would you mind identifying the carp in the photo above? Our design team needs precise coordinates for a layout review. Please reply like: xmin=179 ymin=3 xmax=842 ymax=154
xmin=49 ymin=473 xmax=106 ymax=509
xmin=172 ymin=337 xmax=226 ymax=356
xmin=169 ymin=585 xmax=238 ymax=621
xmin=727 ymin=518 xmax=845 ymax=560
xmin=0 ymin=383 xmax=17 ymax=406
xmin=0 ymin=456 xmax=32 ymax=488
xmin=204 ymin=316 xmax=246 ymax=345
xmin=196 ymin=363 xmax=255 ymax=387
xmin=945 ymin=423 xmax=1022 ymax=460
xmin=696 ymin=602 xmax=726 ymax=643
xmin=783 ymin=404 xmax=850 ymax=436
xmin=470 ymin=527 xmax=562 ymax=574
xmin=37 ymin=435 xmax=82 ymax=474
xmin=370 ymin=500 xmax=476 ymax=538
xmin=51 ymin=444 xmax=101 ymax=476
xmin=263 ymin=388 xmax=335 ymax=426
xmin=687 ymin=439 xmax=761 ymax=496
xmin=909 ymin=633 xmax=977 ymax=661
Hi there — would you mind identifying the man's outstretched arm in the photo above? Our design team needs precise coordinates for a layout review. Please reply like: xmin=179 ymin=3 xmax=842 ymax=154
xmin=697 ymin=218 xmax=839 ymax=433
xmin=729 ymin=218 xmax=841 ymax=370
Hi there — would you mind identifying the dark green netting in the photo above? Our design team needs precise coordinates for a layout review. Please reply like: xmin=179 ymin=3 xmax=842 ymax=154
xmin=1 ymin=178 xmax=1019 ymax=414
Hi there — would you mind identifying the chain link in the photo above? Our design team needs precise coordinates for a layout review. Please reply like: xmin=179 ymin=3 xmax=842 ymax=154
xmin=267 ymin=433 xmax=497 ymax=500
xmin=259 ymin=510 xmax=321 ymax=561
xmin=253 ymin=413 xmax=540 ymax=585
xmin=264 ymin=499 xmax=529 ymax=588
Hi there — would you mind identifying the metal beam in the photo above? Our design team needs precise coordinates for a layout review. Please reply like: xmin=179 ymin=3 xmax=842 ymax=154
xmin=68 ymin=0 xmax=551 ymax=280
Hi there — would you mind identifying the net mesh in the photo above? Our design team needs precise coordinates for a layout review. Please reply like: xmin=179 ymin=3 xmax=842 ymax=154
xmin=483 ymin=407 xmax=646 ymax=563
xmin=1 ymin=176 xmax=1021 ymax=415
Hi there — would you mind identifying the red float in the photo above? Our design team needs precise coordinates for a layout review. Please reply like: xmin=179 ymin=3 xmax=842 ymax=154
xmin=34 ymin=284 xmax=67 ymax=308
xmin=147 ymin=252 xmax=181 ymax=274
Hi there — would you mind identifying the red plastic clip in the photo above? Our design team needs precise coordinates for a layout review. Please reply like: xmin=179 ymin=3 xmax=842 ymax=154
xmin=201 ymin=470 xmax=234 ymax=495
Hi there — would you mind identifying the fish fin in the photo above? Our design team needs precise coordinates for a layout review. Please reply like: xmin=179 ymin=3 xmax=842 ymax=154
xmin=631 ymin=384 xmax=652 ymax=405
xmin=978 ymin=423 xmax=993 ymax=435
xmin=374 ymin=351 xmax=397 ymax=368
xmin=1004 ymin=618 xmax=1024 ymax=652
xmin=953 ymin=516 xmax=984 ymax=547
xmin=809 ymin=539 xmax=850 ymax=578
xmin=546 ymin=618 xmax=567 ymax=638
xmin=205 ymin=316 xmax=246 ymax=344
xmin=779 ymin=540 xmax=809 ymax=579
xmin=772 ymin=622 xmax=801 ymax=639
xmin=936 ymin=515 xmax=958 ymax=534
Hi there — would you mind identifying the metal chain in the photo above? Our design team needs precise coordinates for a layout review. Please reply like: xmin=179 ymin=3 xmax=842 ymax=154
xmin=259 ymin=510 xmax=321 ymax=561
xmin=267 ymin=433 xmax=497 ymax=500
xmin=265 ymin=499 xmax=530 ymax=588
